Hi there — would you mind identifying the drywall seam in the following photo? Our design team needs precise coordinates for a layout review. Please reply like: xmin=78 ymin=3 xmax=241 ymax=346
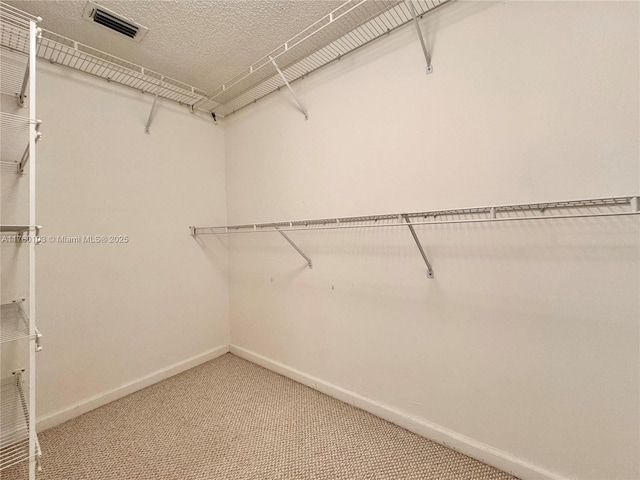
xmin=230 ymin=344 xmax=575 ymax=480
xmin=37 ymin=344 xmax=229 ymax=432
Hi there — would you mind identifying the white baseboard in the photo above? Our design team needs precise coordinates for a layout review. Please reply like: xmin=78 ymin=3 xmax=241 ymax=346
xmin=37 ymin=344 xmax=229 ymax=432
xmin=230 ymin=344 xmax=573 ymax=480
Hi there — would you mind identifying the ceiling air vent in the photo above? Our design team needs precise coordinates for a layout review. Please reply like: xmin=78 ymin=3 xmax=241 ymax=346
xmin=83 ymin=1 xmax=149 ymax=42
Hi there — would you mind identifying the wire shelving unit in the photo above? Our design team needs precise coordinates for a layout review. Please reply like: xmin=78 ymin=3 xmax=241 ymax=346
xmin=191 ymin=196 xmax=640 ymax=278
xmin=0 ymin=3 xmax=42 ymax=479
xmin=11 ymin=0 xmax=451 ymax=118
xmin=191 ymin=196 xmax=640 ymax=235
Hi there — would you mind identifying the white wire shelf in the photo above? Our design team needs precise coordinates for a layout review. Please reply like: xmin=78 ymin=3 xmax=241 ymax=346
xmin=36 ymin=29 xmax=209 ymax=108
xmin=0 ymin=2 xmax=39 ymax=29
xmin=0 ymin=2 xmax=38 ymax=102
xmin=0 ymin=373 xmax=39 ymax=471
xmin=3 ymin=1 xmax=450 ymax=117
xmin=195 ymin=0 xmax=451 ymax=116
xmin=1 ymin=301 xmax=29 ymax=344
xmin=0 ymin=33 xmax=28 ymax=98
xmin=0 ymin=112 xmax=38 ymax=170
xmin=191 ymin=196 xmax=640 ymax=235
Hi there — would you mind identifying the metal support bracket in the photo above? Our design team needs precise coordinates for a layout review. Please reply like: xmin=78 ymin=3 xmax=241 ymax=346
xmin=274 ymin=225 xmax=313 ymax=269
xmin=145 ymin=77 xmax=163 ymax=134
xmin=18 ymin=63 xmax=29 ymax=107
xmin=18 ymin=120 xmax=41 ymax=174
xmin=34 ymin=326 xmax=42 ymax=352
xmin=402 ymin=214 xmax=434 ymax=278
xmin=269 ymin=56 xmax=309 ymax=120
xmin=405 ymin=0 xmax=433 ymax=74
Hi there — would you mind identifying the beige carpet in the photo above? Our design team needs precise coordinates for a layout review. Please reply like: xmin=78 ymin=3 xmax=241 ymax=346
xmin=2 ymin=354 xmax=518 ymax=480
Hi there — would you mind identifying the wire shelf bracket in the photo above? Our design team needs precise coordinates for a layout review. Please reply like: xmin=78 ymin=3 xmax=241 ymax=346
xmin=18 ymin=61 xmax=29 ymax=106
xmin=18 ymin=120 xmax=41 ymax=174
xmin=274 ymin=225 xmax=313 ymax=268
xmin=270 ymin=56 xmax=309 ymax=120
xmin=402 ymin=214 xmax=433 ymax=278
xmin=145 ymin=77 xmax=163 ymax=134
xmin=405 ymin=0 xmax=433 ymax=74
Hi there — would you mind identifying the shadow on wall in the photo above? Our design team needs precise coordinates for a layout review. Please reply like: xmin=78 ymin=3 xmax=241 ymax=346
xmin=191 ymin=233 xmax=229 ymax=273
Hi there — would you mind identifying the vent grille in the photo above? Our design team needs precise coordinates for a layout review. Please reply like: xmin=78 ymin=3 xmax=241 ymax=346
xmin=92 ymin=9 xmax=138 ymax=38
xmin=82 ymin=2 xmax=148 ymax=42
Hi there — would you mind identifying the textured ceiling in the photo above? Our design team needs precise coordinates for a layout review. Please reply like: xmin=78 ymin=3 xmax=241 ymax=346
xmin=6 ymin=0 xmax=344 ymax=93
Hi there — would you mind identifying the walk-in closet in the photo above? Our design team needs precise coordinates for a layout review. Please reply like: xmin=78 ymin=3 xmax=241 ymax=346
xmin=0 ymin=1 xmax=638 ymax=479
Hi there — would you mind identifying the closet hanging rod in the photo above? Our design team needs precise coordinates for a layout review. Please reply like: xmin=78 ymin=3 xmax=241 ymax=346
xmin=190 ymin=195 xmax=639 ymax=235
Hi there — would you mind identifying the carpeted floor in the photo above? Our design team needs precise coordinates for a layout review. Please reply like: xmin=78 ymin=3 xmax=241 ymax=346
xmin=2 ymin=354 xmax=518 ymax=480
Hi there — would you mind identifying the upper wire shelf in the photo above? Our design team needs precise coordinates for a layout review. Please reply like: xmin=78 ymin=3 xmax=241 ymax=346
xmin=195 ymin=0 xmax=450 ymax=116
xmin=0 ymin=2 xmax=39 ymax=30
xmin=191 ymin=196 xmax=640 ymax=235
xmin=0 ymin=2 xmax=38 ymax=103
xmin=36 ymin=29 xmax=208 ymax=108
xmin=0 ymin=20 xmax=29 ymax=98
xmin=3 ymin=0 xmax=450 ymax=117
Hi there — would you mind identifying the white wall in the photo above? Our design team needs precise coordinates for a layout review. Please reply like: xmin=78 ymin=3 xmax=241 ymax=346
xmin=32 ymin=62 xmax=229 ymax=426
xmin=224 ymin=2 xmax=639 ymax=480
